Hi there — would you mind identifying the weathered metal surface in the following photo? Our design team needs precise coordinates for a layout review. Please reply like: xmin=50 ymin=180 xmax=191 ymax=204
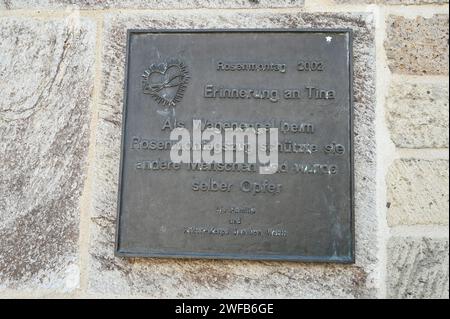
xmin=115 ymin=30 xmax=354 ymax=262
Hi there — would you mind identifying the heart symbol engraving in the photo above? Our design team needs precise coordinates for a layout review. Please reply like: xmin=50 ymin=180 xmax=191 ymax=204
xmin=142 ymin=58 xmax=189 ymax=107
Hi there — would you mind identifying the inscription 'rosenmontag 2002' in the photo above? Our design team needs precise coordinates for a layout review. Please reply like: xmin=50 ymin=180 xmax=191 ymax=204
xmin=115 ymin=30 xmax=355 ymax=263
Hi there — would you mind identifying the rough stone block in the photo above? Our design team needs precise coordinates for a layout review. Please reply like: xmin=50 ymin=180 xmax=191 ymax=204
xmin=89 ymin=11 xmax=377 ymax=298
xmin=387 ymin=237 xmax=449 ymax=299
xmin=387 ymin=159 xmax=449 ymax=226
xmin=0 ymin=16 xmax=95 ymax=291
xmin=386 ymin=80 xmax=449 ymax=148
xmin=0 ymin=0 xmax=305 ymax=10
xmin=385 ymin=15 xmax=449 ymax=75
xmin=333 ymin=0 xmax=449 ymax=4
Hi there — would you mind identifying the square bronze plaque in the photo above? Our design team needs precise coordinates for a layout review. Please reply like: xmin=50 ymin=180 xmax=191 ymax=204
xmin=115 ymin=30 xmax=354 ymax=263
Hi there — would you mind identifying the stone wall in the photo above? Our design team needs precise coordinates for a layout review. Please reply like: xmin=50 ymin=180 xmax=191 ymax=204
xmin=0 ymin=0 xmax=448 ymax=298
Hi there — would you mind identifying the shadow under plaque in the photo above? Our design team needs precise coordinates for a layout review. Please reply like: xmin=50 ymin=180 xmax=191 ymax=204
xmin=115 ymin=29 xmax=355 ymax=263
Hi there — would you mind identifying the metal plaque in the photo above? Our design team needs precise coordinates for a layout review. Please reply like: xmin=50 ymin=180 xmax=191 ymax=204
xmin=115 ymin=30 xmax=354 ymax=262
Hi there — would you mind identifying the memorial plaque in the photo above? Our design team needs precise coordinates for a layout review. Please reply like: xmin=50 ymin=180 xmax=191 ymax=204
xmin=115 ymin=30 xmax=354 ymax=262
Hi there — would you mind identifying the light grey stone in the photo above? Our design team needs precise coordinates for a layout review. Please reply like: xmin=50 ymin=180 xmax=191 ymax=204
xmin=333 ymin=0 xmax=449 ymax=4
xmin=387 ymin=237 xmax=449 ymax=299
xmin=0 ymin=16 xmax=95 ymax=291
xmin=386 ymin=81 xmax=449 ymax=148
xmin=89 ymin=11 xmax=377 ymax=298
xmin=385 ymin=15 xmax=449 ymax=75
xmin=387 ymin=159 xmax=449 ymax=226
xmin=0 ymin=0 xmax=304 ymax=10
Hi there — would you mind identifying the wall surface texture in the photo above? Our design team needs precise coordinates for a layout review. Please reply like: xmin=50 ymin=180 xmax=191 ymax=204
xmin=0 ymin=0 xmax=448 ymax=298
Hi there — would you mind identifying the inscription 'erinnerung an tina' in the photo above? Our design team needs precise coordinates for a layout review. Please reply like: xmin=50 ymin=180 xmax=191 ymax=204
xmin=204 ymin=85 xmax=336 ymax=102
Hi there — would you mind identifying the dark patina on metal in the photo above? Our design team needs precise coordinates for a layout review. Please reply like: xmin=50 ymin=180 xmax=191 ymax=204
xmin=115 ymin=30 xmax=355 ymax=263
